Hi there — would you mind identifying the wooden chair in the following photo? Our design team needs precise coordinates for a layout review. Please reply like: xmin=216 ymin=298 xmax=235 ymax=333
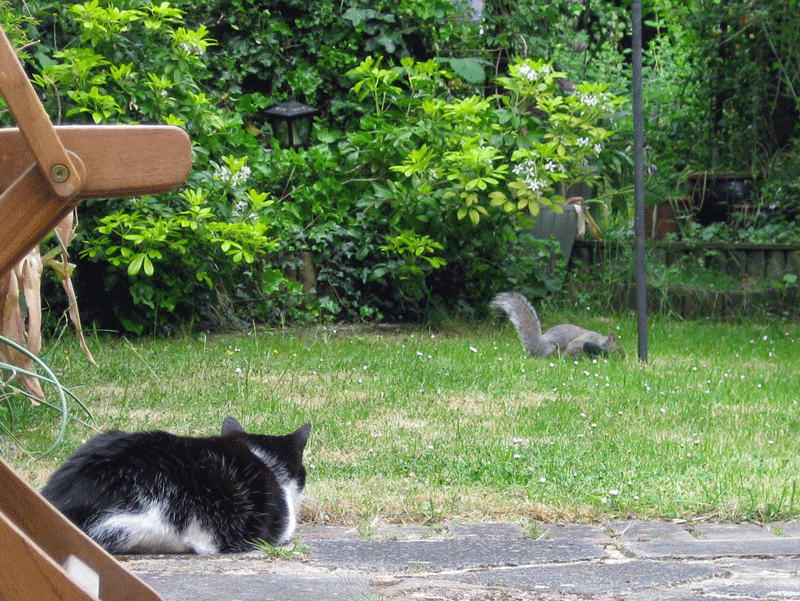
xmin=0 ymin=24 xmax=192 ymax=601
xmin=0 ymin=27 xmax=192 ymax=279
xmin=0 ymin=458 xmax=165 ymax=601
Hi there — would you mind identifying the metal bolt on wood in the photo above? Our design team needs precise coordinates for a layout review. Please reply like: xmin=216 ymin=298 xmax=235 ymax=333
xmin=50 ymin=164 xmax=69 ymax=183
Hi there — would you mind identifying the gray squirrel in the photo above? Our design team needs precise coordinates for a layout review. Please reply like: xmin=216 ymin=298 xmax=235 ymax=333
xmin=490 ymin=292 xmax=623 ymax=358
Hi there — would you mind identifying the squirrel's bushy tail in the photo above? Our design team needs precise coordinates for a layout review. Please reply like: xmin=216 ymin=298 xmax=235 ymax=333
xmin=490 ymin=292 xmax=553 ymax=356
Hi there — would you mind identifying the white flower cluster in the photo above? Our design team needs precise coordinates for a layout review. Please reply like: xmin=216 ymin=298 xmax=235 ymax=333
xmin=215 ymin=165 xmax=251 ymax=187
xmin=232 ymin=199 xmax=259 ymax=221
xmin=231 ymin=199 xmax=249 ymax=219
xmin=513 ymin=160 xmax=547 ymax=192
xmin=518 ymin=63 xmax=551 ymax=82
xmin=544 ymin=160 xmax=561 ymax=173
xmin=178 ymin=41 xmax=206 ymax=56
xmin=580 ymin=93 xmax=600 ymax=107
xmin=577 ymin=137 xmax=603 ymax=155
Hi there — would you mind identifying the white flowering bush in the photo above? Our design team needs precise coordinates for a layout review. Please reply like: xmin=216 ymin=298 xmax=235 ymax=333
xmin=344 ymin=56 xmax=629 ymax=308
xmin=82 ymin=154 xmax=280 ymax=331
xmin=378 ymin=57 xmax=627 ymax=225
xmin=492 ymin=58 xmax=627 ymax=217
xmin=29 ymin=1 xmax=287 ymax=333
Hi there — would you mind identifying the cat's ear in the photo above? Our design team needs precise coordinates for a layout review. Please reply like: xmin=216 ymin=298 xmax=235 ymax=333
xmin=293 ymin=423 xmax=312 ymax=451
xmin=221 ymin=416 xmax=246 ymax=436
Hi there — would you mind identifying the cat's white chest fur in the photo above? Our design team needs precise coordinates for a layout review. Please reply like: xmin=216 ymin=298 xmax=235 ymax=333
xmin=91 ymin=501 xmax=218 ymax=554
xmin=278 ymin=481 xmax=301 ymax=544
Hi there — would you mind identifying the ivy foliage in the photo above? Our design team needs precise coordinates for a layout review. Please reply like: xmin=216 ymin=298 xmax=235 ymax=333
xmin=157 ymin=0 xmax=479 ymax=144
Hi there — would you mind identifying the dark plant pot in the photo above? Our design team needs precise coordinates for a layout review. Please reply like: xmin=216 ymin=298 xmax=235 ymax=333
xmin=688 ymin=172 xmax=758 ymax=226
xmin=530 ymin=204 xmax=580 ymax=260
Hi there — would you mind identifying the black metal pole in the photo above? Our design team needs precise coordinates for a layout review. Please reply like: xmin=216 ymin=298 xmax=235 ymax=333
xmin=632 ymin=0 xmax=648 ymax=362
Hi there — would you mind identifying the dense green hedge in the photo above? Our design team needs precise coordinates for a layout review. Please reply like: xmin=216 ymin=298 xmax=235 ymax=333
xmin=5 ymin=1 xmax=796 ymax=332
xmin=2 ymin=0 xmax=636 ymax=332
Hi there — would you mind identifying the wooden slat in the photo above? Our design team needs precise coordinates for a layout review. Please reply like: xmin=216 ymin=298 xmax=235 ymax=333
xmin=0 ymin=28 xmax=84 ymax=199
xmin=0 ymin=513 xmax=98 ymax=601
xmin=0 ymin=125 xmax=192 ymax=198
xmin=0 ymin=125 xmax=192 ymax=278
xmin=0 ymin=457 xmax=164 ymax=601
xmin=0 ymin=157 xmax=83 ymax=278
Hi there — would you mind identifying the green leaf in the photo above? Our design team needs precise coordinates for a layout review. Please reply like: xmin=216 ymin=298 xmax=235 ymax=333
xmin=128 ymin=254 xmax=145 ymax=275
xmin=342 ymin=8 xmax=372 ymax=26
xmin=489 ymin=191 xmax=508 ymax=206
xmin=143 ymin=256 xmax=155 ymax=276
xmin=438 ymin=58 xmax=487 ymax=85
xmin=118 ymin=316 xmax=144 ymax=335
xmin=261 ymin=269 xmax=285 ymax=294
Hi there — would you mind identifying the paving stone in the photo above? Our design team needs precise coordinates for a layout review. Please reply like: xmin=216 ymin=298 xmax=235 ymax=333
xmin=121 ymin=521 xmax=800 ymax=601
xmin=307 ymin=537 xmax=608 ymax=571
xmin=296 ymin=525 xmax=361 ymax=541
xmin=770 ymin=522 xmax=800 ymax=538
xmin=692 ymin=522 xmax=777 ymax=540
xmin=137 ymin=567 xmax=370 ymax=601
xmin=445 ymin=520 xmax=527 ymax=540
xmin=607 ymin=519 xmax=696 ymax=542
xmin=372 ymin=523 xmax=440 ymax=540
xmin=624 ymin=537 xmax=800 ymax=559
xmin=462 ymin=559 xmax=727 ymax=595
xmin=538 ymin=523 xmax=615 ymax=545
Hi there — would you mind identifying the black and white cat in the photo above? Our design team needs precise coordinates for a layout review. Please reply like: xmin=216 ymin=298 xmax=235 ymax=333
xmin=41 ymin=417 xmax=311 ymax=554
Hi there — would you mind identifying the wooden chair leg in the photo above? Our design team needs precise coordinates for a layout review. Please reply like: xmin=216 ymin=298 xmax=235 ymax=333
xmin=0 ymin=457 xmax=165 ymax=601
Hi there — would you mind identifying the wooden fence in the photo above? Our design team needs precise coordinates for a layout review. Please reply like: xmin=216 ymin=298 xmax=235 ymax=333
xmin=569 ymin=240 xmax=800 ymax=318
xmin=572 ymin=240 xmax=800 ymax=282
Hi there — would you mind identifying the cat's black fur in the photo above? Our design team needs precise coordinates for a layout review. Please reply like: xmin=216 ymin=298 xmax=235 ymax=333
xmin=41 ymin=417 xmax=311 ymax=554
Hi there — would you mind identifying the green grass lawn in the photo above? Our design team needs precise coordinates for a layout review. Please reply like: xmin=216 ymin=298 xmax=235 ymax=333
xmin=4 ymin=313 xmax=800 ymax=529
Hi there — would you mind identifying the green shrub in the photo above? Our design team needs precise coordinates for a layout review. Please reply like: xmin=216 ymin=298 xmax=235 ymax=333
xmin=0 ymin=0 xmax=36 ymax=64
xmin=20 ymin=1 xmax=303 ymax=333
xmin=18 ymin=0 xmax=632 ymax=331
xmin=336 ymin=55 xmax=627 ymax=314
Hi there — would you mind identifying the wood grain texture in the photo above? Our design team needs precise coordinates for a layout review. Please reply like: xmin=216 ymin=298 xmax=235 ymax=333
xmin=0 ymin=125 xmax=192 ymax=278
xmin=0 ymin=125 xmax=192 ymax=198
xmin=0 ymin=457 xmax=164 ymax=601
xmin=0 ymin=27 xmax=84 ymax=199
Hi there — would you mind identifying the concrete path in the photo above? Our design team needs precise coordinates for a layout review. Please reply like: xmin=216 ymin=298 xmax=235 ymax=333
xmin=123 ymin=520 xmax=800 ymax=600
